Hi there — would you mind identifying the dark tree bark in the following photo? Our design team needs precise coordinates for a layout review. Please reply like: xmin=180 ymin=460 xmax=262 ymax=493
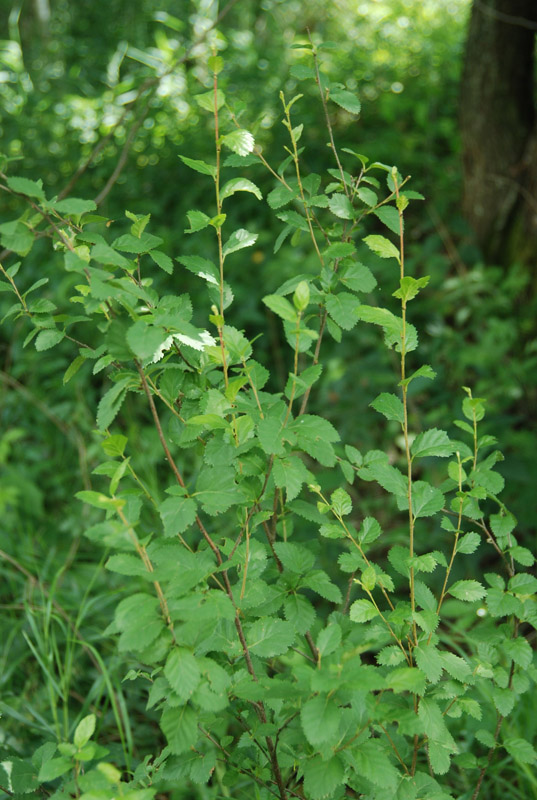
xmin=460 ymin=0 xmax=537 ymax=265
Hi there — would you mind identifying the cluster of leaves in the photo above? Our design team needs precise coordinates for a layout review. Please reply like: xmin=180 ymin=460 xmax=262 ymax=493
xmin=1 ymin=36 xmax=536 ymax=800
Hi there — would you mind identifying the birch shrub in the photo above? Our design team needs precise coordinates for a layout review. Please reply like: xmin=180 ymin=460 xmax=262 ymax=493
xmin=1 ymin=42 xmax=536 ymax=800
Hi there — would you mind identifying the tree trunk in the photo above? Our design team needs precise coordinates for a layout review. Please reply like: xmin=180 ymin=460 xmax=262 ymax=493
xmin=460 ymin=0 xmax=537 ymax=265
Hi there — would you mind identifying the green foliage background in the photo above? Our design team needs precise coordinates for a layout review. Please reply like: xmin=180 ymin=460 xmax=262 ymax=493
xmin=1 ymin=1 xmax=536 ymax=798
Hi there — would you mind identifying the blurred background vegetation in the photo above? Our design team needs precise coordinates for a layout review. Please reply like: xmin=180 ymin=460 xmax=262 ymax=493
xmin=1 ymin=0 xmax=536 ymax=793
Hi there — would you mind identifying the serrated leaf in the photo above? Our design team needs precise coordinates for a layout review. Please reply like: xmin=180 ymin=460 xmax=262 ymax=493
xmin=317 ymin=623 xmax=342 ymax=657
xmin=448 ymin=580 xmax=486 ymax=602
xmin=492 ymin=687 xmax=515 ymax=716
xmin=328 ymin=192 xmax=354 ymax=219
xmin=165 ymin=648 xmax=200 ymax=701
xmin=301 ymin=695 xmax=342 ymax=747
xmin=352 ymin=740 xmax=398 ymax=789
xmin=35 ymin=328 xmax=65 ymax=351
xmin=7 ymin=175 xmax=46 ymax=201
xmin=364 ymin=234 xmax=399 ymax=260
xmin=411 ymin=429 xmax=454 ymax=459
xmin=262 ymin=293 xmax=297 ymax=322
xmin=179 ymin=154 xmax=216 ymax=177
xmin=331 ymin=487 xmax=352 ymax=516
xmin=330 ymin=88 xmax=361 ymax=114
xmin=357 ymin=186 xmax=378 ymax=206
xmin=350 ymin=598 xmax=378 ymax=622
xmin=410 ymin=481 xmax=444 ymax=518
xmin=504 ymin=737 xmax=537 ymax=764
xmin=340 ymin=262 xmax=377 ymax=293
xmin=221 ymin=129 xmax=255 ymax=156
xmin=96 ymin=377 xmax=132 ymax=431
xmin=457 ymin=532 xmax=481 ymax=554
xmin=246 ymin=617 xmax=295 ymax=657
xmin=503 ymin=637 xmax=533 ymax=669
xmin=273 ymin=455 xmax=310 ymax=502
xmin=267 ymin=183 xmax=298 ymax=209
xmin=303 ymin=570 xmax=342 ymax=602
xmin=283 ymin=594 xmax=316 ymax=634
xmin=325 ymin=291 xmax=361 ymax=330
xmin=150 ymin=250 xmax=173 ymax=274
xmin=415 ymin=643 xmax=444 ymax=683
xmin=508 ymin=573 xmax=537 ymax=595
xmin=160 ymin=705 xmax=198 ymax=754
xmin=374 ymin=205 xmax=401 ymax=235
xmin=195 ymin=466 xmax=239 ymax=515
xmin=159 ymin=494 xmax=197 ymax=536
xmin=370 ymin=392 xmax=404 ymax=424
xmin=55 ymin=197 xmax=97 ymax=215
xmin=386 ymin=667 xmax=426 ymax=694
xmin=302 ymin=755 xmax=344 ymax=800
xmin=223 ymin=228 xmax=258 ymax=257
xmin=323 ymin=241 xmax=356 ymax=260
xmin=221 ymin=177 xmax=262 ymax=202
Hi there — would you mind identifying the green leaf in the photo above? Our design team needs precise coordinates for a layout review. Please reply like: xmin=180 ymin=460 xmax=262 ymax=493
xmin=55 ymin=197 xmax=97 ymax=215
xmin=35 ymin=328 xmax=65 ymax=351
xmin=185 ymin=209 xmax=211 ymax=233
xmin=364 ymin=460 xmax=407 ymax=497
xmin=349 ymin=598 xmax=378 ymax=622
xmin=257 ymin=415 xmax=287 ymax=456
xmin=126 ymin=320 xmax=167 ymax=362
xmin=509 ymin=546 xmax=534 ymax=567
xmin=38 ymin=756 xmax=73 ymax=782
xmin=160 ymin=705 xmax=198 ymax=754
xmin=221 ymin=177 xmax=262 ymax=202
xmin=325 ymin=291 xmax=361 ymax=330
xmin=303 ymin=570 xmax=342 ymax=603
xmin=415 ymin=643 xmax=443 ymax=683
xmin=370 ymin=392 xmax=404 ymax=424
xmin=351 ymin=740 xmax=399 ymax=790
xmin=364 ymin=234 xmax=400 ymax=260
xmin=74 ymin=714 xmax=96 ymax=748
xmin=195 ymin=466 xmax=238 ymax=515
xmin=503 ymin=637 xmax=533 ymax=669
xmin=115 ymin=593 xmax=164 ymax=651
xmin=179 ymin=154 xmax=216 ymax=177
xmin=96 ymin=377 xmax=132 ymax=431
xmin=331 ymin=487 xmax=352 ymax=516
xmin=323 ymin=241 xmax=355 ymax=260
xmin=340 ymin=262 xmax=377 ymax=294
xmin=262 ymin=294 xmax=297 ymax=322
xmin=357 ymin=186 xmax=378 ymax=206
xmin=457 ymin=532 xmax=481 ymax=554
xmin=63 ymin=355 xmax=85 ymax=384
xmin=273 ymin=455 xmax=311 ymax=502
xmin=401 ymin=363 xmax=436 ymax=388
xmin=508 ymin=573 xmax=537 ymax=596
xmin=302 ymin=755 xmax=344 ymax=800
xmin=291 ymin=414 xmax=340 ymax=467
xmin=150 ymin=250 xmax=173 ymax=274
xmin=440 ymin=652 xmax=472 ymax=682
xmin=448 ymin=580 xmax=486 ymax=602
xmin=393 ymin=275 xmax=430 ymax=303
xmin=165 ymin=648 xmax=200 ymax=701
xmin=412 ymin=429 xmax=454 ymax=459
xmin=328 ymin=193 xmax=354 ymax=219
xmin=359 ymin=516 xmax=382 ymax=544
xmin=274 ymin=542 xmax=315 ymax=574
xmin=221 ymin=129 xmax=255 ymax=156
xmin=283 ymin=594 xmax=316 ymax=634
xmin=504 ymin=737 xmax=537 ymax=764
xmin=301 ymin=695 xmax=342 ymax=748
xmin=112 ymin=232 xmax=162 ymax=253
xmin=330 ymin=88 xmax=361 ymax=114
xmin=317 ymin=623 xmax=342 ymax=656
xmin=6 ymin=175 xmax=46 ymax=201
xmin=409 ymin=481 xmax=444 ymax=518
xmin=493 ymin=687 xmax=515 ymax=716
xmin=246 ymin=617 xmax=295 ymax=657
xmin=374 ymin=205 xmax=401 ymax=235
xmin=223 ymin=228 xmax=258 ymax=257
xmin=267 ymin=182 xmax=298 ymax=209
xmin=486 ymin=587 xmax=523 ymax=618
xmin=159 ymin=494 xmax=197 ymax=536
xmin=386 ymin=667 xmax=426 ymax=695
